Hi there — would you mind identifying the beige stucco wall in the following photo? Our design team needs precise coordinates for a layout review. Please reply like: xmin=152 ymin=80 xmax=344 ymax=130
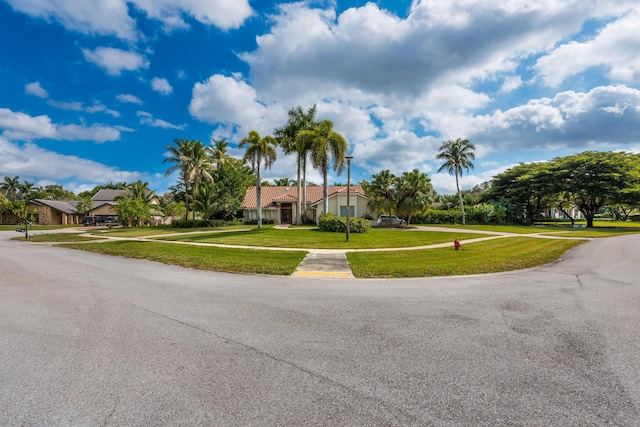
xmin=89 ymin=204 xmax=118 ymax=216
xmin=315 ymin=194 xmax=371 ymax=222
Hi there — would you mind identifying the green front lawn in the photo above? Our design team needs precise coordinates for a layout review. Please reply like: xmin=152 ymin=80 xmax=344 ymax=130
xmin=347 ymin=237 xmax=586 ymax=278
xmin=153 ymin=227 xmax=490 ymax=249
xmin=87 ymin=224 xmax=251 ymax=237
xmin=59 ymin=241 xmax=307 ymax=275
xmin=14 ymin=233 xmax=105 ymax=242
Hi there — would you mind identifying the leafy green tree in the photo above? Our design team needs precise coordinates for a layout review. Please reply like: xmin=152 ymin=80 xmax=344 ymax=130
xmin=396 ymin=169 xmax=435 ymax=225
xmin=240 ymin=130 xmax=278 ymax=228
xmin=485 ymin=162 xmax=552 ymax=225
xmin=436 ymin=138 xmax=476 ymax=225
xmin=363 ymin=170 xmax=398 ymax=223
xmin=32 ymin=184 xmax=77 ymax=200
xmin=299 ymin=120 xmax=348 ymax=215
xmin=551 ymin=151 xmax=640 ymax=227
xmin=1 ymin=176 xmax=20 ymax=202
xmin=114 ymin=197 xmax=151 ymax=227
xmin=274 ymin=105 xmax=318 ymax=224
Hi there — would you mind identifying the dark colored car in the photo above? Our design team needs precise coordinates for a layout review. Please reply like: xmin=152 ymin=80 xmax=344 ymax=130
xmin=83 ymin=216 xmax=97 ymax=226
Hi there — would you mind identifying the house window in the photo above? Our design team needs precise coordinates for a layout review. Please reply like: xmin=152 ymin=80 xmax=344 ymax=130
xmin=339 ymin=206 xmax=355 ymax=217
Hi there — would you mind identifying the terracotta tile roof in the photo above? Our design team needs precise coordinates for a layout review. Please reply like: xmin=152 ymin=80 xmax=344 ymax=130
xmin=242 ymin=186 xmax=367 ymax=209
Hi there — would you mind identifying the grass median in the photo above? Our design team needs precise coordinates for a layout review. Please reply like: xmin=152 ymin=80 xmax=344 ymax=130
xmin=347 ymin=236 xmax=586 ymax=278
xmin=14 ymin=233 xmax=105 ymax=242
xmin=153 ymin=227 xmax=490 ymax=249
xmin=59 ymin=240 xmax=307 ymax=276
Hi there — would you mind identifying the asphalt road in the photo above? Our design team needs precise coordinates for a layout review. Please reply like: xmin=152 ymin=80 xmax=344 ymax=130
xmin=1 ymin=231 xmax=639 ymax=426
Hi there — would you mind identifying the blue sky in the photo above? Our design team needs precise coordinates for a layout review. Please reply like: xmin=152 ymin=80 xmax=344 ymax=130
xmin=1 ymin=0 xmax=639 ymax=195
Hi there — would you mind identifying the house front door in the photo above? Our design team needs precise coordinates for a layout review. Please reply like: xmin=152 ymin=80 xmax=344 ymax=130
xmin=281 ymin=203 xmax=292 ymax=224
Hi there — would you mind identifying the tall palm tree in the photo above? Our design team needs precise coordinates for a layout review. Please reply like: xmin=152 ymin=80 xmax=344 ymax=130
xmin=164 ymin=139 xmax=195 ymax=220
xmin=127 ymin=180 xmax=155 ymax=203
xmin=396 ymin=169 xmax=435 ymax=225
xmin=298 ymin=120 xmax=348 ymax=216
xmin=19 ymin=180 xmax=35 ymax=201
xmin=208 ymin=138 xmax=230 ymax=168
xmin=363 ymin=169 xmax=397 ymax=223
xmin=436 ymin=138 xmax=475 ymax=225
xmin=187 ymin=141 xmax=216 ymax=219
xmin=1 ymin=176 xmax=20 ymax=202
xmin=274 ymin=105 xmax=317 ymax=224
xmin=240 ymin=130 xmax=278 ymax=229
xmin=76 ymin=196 xmax=94 ymax=217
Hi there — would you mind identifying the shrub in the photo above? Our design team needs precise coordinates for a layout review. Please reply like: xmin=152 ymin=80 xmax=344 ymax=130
xmin=171 ymin=218 xmax=245 ymax=228
xmin=318 ymin=213 xmax=371 ymax=233
xmin=242 ymin=218 xmax=277 ymax=226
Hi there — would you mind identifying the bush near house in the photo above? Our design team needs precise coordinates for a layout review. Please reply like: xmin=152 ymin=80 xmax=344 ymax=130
xmin=171 ymin=218 xmax=245 ymax=228
xmin=318 ymin=213 xmax=371 ymax=233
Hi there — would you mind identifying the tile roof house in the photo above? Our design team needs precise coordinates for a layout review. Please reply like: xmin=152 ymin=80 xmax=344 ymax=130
xmin=242 ymin=185 xmax=371 ymax=224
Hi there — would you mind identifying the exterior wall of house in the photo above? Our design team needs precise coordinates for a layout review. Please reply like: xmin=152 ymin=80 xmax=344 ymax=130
xmin=315 ymin=194 xmax=371 ymax=222
xmin=27 ymin=204 xmax=79 ymax=225
xmin=243 ymin=208 xmax=278 ymax=222
xmin=89 ymin=204 xmax=117 ymax=217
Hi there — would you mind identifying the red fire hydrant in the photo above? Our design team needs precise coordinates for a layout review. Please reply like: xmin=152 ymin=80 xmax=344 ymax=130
xmin=454 ymin=238 xmax=461 ymax=251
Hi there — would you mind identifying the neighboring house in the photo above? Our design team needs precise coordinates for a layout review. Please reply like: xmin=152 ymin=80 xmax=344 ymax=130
xmin=27 ymin=199 xmax=81 ymax=225
xmin=88 ymin=189 xmax=127 ymax=218
xmin=242 ymin=185 xmax=371 ymax=224
xmin=540 ymin=206 xmax=583 ymax=220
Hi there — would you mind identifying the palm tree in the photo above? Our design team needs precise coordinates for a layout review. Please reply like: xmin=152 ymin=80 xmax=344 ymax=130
xmin=1 ymin=176 xmax=20 ymax=202
xmin=76 ymin=196 xmax=94 ymax=217
xmin=363 ymin=170 xmax=397 ymax=223
xmin=19 ymin=180 xmax=35 ymax=201
xmin=240 ymin=130 xmax=278 ymax=229
xmin=436 ymin=138 xmax=476 ymax=225
xmin=273 ymin=177 xmax=295 ymax=186
xmin=164 ymin=139 xmax=215 ymax=220
xmin=274 ymin=105 xmax=318 ymax=224
xmin=186 ymin=141 xmax=216 ymax=219
xmin=209 ymin=138 xmax=230 ymax=168
xmin=396 ymin=169 xmax=435 ymax=225
xmin=298 ymin=120 xmax=348 ymax=216
xmin=164 ymin=139 xmax=195 ymax=220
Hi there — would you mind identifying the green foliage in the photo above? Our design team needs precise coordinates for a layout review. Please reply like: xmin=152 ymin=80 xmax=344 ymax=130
xmin=114 ymin=197 xmax=151 ymax=227
xmin=242 ymin=218 xmax=277 ymax=226
xmin=318 ymin=213 xmax=371 ymax=233
xmin=436 ymin=138 xmax=476 ymax=225
xmin=171 ymin=218 xmax=245 ymax=228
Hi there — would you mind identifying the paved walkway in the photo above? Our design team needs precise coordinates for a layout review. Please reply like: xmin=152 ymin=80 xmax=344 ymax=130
xmin=30 ymin=225 xmax=588 ymax=279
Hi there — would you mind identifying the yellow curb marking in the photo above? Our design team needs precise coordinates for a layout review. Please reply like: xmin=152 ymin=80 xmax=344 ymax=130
xmin=293 ymin=271 xmax=352 ymax=278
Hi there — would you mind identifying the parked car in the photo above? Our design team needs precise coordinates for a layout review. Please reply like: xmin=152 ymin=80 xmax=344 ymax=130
xmin=376 ymin=214 xmax=406 ymax=225
xmin=103 ymin=218 xmax=119 ymax=226
xmin=83 ymin=216 xmax=97 ymax=226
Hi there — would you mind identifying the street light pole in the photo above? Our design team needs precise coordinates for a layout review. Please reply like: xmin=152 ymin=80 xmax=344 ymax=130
xmin=345 ymin=155 xmax=353 ymax=242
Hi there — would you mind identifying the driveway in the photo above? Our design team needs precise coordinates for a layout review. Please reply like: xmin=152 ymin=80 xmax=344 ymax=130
xmin=1 ymin=230 xmax=639 ymax=425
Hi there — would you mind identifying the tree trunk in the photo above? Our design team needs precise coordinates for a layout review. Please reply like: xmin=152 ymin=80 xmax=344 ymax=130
xmin=323 ymin=163 xmax=329 ymax=216
xmin=302 ymin=155 xmax=307 ymax=220
xmin=257 ymin=164 xmax=262 ymax=229
xmin=296 ymin=155 xmax=302 ymax=225
xmin=456 ymin=173 xmax=466 ymax=225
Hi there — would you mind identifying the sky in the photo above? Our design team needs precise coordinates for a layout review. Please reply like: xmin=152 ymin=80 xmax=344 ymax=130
xmin=1 ymin=0 xmax=639 ymax=196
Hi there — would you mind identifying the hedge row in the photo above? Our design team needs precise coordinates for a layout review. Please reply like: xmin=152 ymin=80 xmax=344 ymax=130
xmin=318 ymin=213 xmax=371 ymax=233
xmin=171 ymin=218 xmax=245 ymax=228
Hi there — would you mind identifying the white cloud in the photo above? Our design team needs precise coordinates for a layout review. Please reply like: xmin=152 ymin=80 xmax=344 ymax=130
xmin=85 ymin=103 xmax=121 ymax=117
xmin=151 ymin=77 xmax=173 ymax=95
xmin=466 ymin=85 xmax=640 ymax=151
xmin=0 ymin=136 xmax=142 ymax=188
xmin=137 ymin=111 xmax=185 ymax=129
xmin=189 ymin=74 xmax=277 ymax=137
xmin=25 ymin=82 xmax=49 ymax=98
xmin=535 ymin=8 xmax=640 ymax=87
xmin=5 ymin=0 xmax=253 ymax=41
xmin=0 ymin=108 xmax=122 ymax=143
xmin=117 ymin=93 xmax=143 ymax=104
xmin=47 ymin=99 xmax=84 ymax=111
xmin=82 ymin=47 xmax=149 ymax=75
